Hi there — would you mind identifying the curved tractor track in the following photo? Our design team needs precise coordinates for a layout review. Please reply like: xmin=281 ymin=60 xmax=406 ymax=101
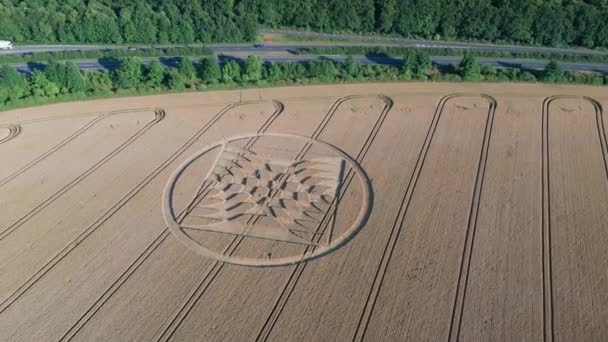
xmin=541 ymin=95 xmax=607 ymax=342
xmin=0 ymin=109 xmax=166 ymax=241
xmin=0 ymin=124 xmax=21 ymax=144
xmin=0 ymin=109 xmax=162 ymax=187
xmin=0 ymin=85 xmax=607 ymax=342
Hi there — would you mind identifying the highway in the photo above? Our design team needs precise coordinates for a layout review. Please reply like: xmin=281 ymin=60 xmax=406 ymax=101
xmin=0 ymin=44 xmax=115 ymax=55
xmin=10 ymin=54 xmax=608 ymax=75
xmin=4 ymin=29 xmax=607 ymax=58
xmin=2 ymin=28 xmax=608 ymax=58
xmin=3 ymin=29 xmax=608 ymax=75
xmin=4 ymin=42 xmax=608 ymax=60
xmin=261 ymin=29 xmax=608 ymax=57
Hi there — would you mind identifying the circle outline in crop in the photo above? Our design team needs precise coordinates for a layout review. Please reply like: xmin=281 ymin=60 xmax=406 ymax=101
xmin=162 ymin=132 xmax=372 ymax=267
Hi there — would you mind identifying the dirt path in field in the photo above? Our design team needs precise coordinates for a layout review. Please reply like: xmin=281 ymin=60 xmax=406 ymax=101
xmin=0 ymin=83 xmax=606 ymax=341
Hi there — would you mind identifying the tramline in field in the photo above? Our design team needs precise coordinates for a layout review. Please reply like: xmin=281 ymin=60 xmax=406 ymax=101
xmin=0 ymin=83 xmax=606 ymax=341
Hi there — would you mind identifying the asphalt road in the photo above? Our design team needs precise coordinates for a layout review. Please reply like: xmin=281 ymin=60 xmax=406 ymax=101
xmin=262 ymin=29 xmax=608 ymax=57
xmin=0 ymin=45 xmax=115 ymax=55
xmin=3 ymin=30 xmax=608 ymax=75
xmin=2 ymin=29 xmax=608 ymax=58
xmin=11 ymin=54 xmax=608 ymax=75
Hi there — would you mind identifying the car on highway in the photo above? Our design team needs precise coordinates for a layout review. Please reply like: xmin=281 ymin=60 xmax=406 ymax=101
xmin=0 ymin=40 xmax=13 ymax=50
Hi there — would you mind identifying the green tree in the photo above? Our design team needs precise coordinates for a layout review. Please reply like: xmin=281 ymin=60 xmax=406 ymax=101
xmin=30 ymin=71 xmax=60 ymax=97
xmin=344 ymin=55 xmax=359 ymax=78
xmin=267 ymin=63 xmax=283 ymax=81
xmin=0 ymin=65 xmax=28 ymax=102
xmin=44 ymin=61 xmax=67 ymax=91
xmin=459 ymin=52 xmax=481 ymax=81
xmin=495 ymin=72 xmax=509 ymax=82
xmin=147 ymin=61 xmax=164 ymax=88
xmin=533 ymin=4 xmax=568 ymax=47
xmin=481 ymin=65 xmax=497 ymax=78
xmin=115 ymin=57 xmax=144 ymax=89
xmin=402 ymin=49 xmax=431 ymax=79
xmin=243 ymin=55 xmax=263 ymax=82
xmin=541 ymin=60 xmax=563 ymax=83
xmin=279 ymin=63 xmax=307 ymax=81
xmin=221 ymin=60 xmax=241 ymax=83
xmin=198 ymin=57 xmax=221 ymax=83
xmin=166 ymin=68 xmax=186 ymax=90
xmin=118 ymin=9 xmax=136 ymax=43
xmin=179 ymin=57 xmax=198 ymax=88
xmin=519 ymin=71 xmax=537 ymax=82
xmin=84 ymin=71 xmax=114 ymax=93
xmin=499 ymin=1 xmax=536 ymax=43
xmin=64 ymin=62 xmax=85 ymax=93
xmin=239 ymin=13 xmax=258 ymax=42
xmin=439 ymin=2 xmax=459 ymax=39
xmin=376 ymin=0 xmax=396 ymax=33
xmin=308 ymin=60 xmax=337 ymax=81
xmin=179 ymin=57 xmax=196 ymax=79
xmin=504 ymin=68 xmax=520 ymax=81
xmin=412 ymin=50 xmax=431 ymax=78
xmin=401 ymin=51 xmax=415 ymax=79
xmin=1 ymin=0 xmax=607 ymax=50
xmin=358 ymin=0 xmax=376 ymax=32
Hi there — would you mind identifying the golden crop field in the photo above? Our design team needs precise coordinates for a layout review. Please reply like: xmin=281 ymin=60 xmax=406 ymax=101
xmin=0 ymin=82 xmax=606 ymax=341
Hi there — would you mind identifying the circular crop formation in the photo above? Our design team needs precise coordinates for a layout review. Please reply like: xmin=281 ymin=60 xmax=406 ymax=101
xmin=162 ymin=133 xmax=372 ymax=267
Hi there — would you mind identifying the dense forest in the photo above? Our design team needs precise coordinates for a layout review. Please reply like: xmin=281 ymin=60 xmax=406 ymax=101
xmin=0 ymin=0 xmax=607 ymax=48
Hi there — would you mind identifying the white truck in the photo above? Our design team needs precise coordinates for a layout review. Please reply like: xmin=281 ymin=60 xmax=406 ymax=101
xmin=0 ymin=40 xmax=13 ymax=50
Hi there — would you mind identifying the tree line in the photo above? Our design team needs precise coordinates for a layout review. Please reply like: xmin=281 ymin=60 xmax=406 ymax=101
xmin=255 ymin=0 xmax=608 ymax=48
xmin=1 ymin=51 xmax=607 ymax=109
xmin=0 ymin=0 xmax=257 ymax=44
xmin=1 ymin=0 xmax=607 ymax=48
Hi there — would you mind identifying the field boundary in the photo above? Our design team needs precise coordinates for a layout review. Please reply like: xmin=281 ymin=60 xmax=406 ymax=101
xmin=57 ymin=100 xmax=285 ymax=341
xmin=541 ymin=95 xmax=607 ymax=342
xmin=349 ymin=93 xmax=497 ymax=341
